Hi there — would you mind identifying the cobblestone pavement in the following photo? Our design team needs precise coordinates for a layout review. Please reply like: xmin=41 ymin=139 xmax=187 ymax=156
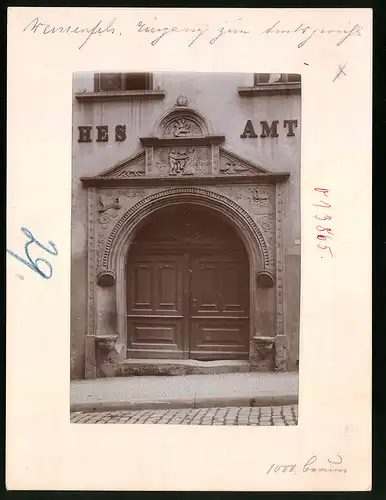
xmin=71 ymin=405 xmax=298 ymax=425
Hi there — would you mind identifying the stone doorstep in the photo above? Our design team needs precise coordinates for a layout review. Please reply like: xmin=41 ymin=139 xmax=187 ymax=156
xmin=118 ymin=359 xmax=251 ymax=377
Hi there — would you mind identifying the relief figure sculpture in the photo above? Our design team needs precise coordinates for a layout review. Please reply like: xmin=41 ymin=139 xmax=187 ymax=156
xmin=173 ymin=119 xmax=191 ymax=137
xmin=169 ymin=148 xmax=195 ymax=175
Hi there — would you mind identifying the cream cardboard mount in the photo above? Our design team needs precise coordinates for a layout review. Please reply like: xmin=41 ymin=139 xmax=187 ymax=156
xmin=80 ymin=98 xmax=291 ymax=378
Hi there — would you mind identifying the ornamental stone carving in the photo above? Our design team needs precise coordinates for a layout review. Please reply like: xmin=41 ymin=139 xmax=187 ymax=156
xmin=98 ymin=210 xmax=119 ymax=229
xmin=98 ymin=196 xmax=121 ymax=214
xmin=169 ymin=148 xmax=195 ymax=175
xmin=95 ymin=334 xmax=118 ymax=351
xmin=176 ymin=95 xmax=189 ymax=107
xmin=256 ymin=270 xmax=275 ymax=288
xmin=97 ymin=269 xmax=116 ymax=287
xmin=118 ymin=169 xmax=145 ymax=178
xmin=165 ymin=118 xmax=202 ymax=138
xmin=260 ymin=215 xmax=274 ymax=231
xmin=100 ymin=187 xmax=273 ymax=272
xmin=155 ymin=106 xmax=210 ymax=138
xmin=252 ymin=189 xmax=270 ymax=205
xmin=254 ymin=336 xmax=275 ymax=361
xmin=219 ymin=160 xmax=249 ymax=175
xmin=154 ymin=147 xmax=211 ymax=176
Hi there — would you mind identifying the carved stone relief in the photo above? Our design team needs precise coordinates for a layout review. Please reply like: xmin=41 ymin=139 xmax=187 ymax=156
xmin=117 ymin=168 xmax=145 ymax=178
xmin=165 ymin=118 xmax=202 ymax=138
xmin=260 ymin=215 xmax=274 ymax=231
xmin=252 ymin=189 xmax=270 ymax=206
xmin=210 ymin=185 xmax=276 ymax=271
xmin=176 ymin=95 xmax=189 ymax=107
xmin=87 ymin=188 xmax=97 ymax=337
xmin=145 ymin=147 xmax=154 ymax=174
xmin=275 ymin=183 xmax=285 ymax=337
xmin=94 ymin=187 xmax=165 ymax=270
xmin=102 ymin=154 xmax=146 ymax=179
xmin=155 ymin=147 xmax=211 ymax=176
xmin=219 ymin=158 xmax=250 ymax=175
xmin=210 ymin=185 xmax=274 ymax=214
xmin=97 ymin=195 xmax=121 ymax=229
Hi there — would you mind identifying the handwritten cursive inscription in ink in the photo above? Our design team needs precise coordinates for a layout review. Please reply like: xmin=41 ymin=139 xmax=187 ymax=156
xmin=136 ymin=21 xmax=209 ymax=47
xmin=266 ymin=455 xmax=347 ymax=475
xmin=209 ymin=19 xmax=250 ymax=44
xmin=22 ymin=15 xmax=364 ymax=53
xmin=261 ymin=21 xmax=363 ymax=48
xmin=7 ymin=227 xmax=58 ymax=280
xmin=313 ymin=188 xmax=334 ymax=258
xmin=303 ymin=454 xmax=347 ymax=473
xmin=23 ymin=17 xmax=117 ymax=50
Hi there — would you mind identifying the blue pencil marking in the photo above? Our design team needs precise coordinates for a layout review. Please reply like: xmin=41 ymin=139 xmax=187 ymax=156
xmin=6 ymin=227 xmax=58 ymax=280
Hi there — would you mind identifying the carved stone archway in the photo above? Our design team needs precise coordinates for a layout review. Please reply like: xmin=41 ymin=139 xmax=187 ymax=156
xmin=81 ymin=100 xmax=290 ymax=378
xmin=105 ymin=188 xmax=267 ymax=351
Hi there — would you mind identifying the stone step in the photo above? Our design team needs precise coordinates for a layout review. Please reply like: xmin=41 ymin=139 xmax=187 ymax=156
xmin=118 ymin=359 xmax=250 ymax=377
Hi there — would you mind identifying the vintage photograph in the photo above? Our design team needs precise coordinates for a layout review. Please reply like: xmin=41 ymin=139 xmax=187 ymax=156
xmin=70 ymin=71 xmax=301 ymax=425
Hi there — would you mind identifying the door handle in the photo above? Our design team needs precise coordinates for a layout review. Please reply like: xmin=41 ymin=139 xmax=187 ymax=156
xmin=192 ymin=298 xmax=197 ymax=308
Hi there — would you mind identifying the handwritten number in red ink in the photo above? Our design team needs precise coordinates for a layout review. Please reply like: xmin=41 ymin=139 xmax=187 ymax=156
xmin=316 ymin=226 xmax=334 ymax=236
xmin=317 ymin=244 xmax=334 ymax=258
xmin=314 ymin=188 xmax=333 ymax=258
xmin=314 ymin=188 xmax=329 ymax=197
xmin=313 ymin=200 xmax=331 ymax=209
xmin=315 ymin=214 xmax=332 ymax=221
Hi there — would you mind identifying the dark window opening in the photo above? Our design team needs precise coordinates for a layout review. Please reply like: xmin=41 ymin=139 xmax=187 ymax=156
xmin=287 ymin=74 xmax=301 ymax=83
xmin=253 ymin=73 xmax=301 ymax=85
xmin=94 ymin=73 xmax=153 ymax=92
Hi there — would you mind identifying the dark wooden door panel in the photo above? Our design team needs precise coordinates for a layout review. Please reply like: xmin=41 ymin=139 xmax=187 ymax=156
xmin=189 ymin=253 xmax=250 ymax=360
xmin=130 ymin=260 xmax=154 ymax=312
xmin=127 ymin=254 xmax=186 ymax=358
xmin=127 ymin=317 xmax=185 ymax=359
xmin=220 ymin=260 xmax=249 ymax=315
xmin=190 ymin=319 xmax=249 ymax=360
xmin=155 ymin=260 xmax=183 ymax=313
xmin=191 ymin=261 xmax=221 ymax=313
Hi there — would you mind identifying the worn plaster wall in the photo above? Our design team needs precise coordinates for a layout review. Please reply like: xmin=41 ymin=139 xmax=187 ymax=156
xmin=71 ymin=71 xmax=301 ymax=379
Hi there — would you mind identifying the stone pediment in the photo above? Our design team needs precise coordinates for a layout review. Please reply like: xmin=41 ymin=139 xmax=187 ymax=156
xmin=94 ymin=150 xmax=146 ymax=179
xmin=218 ymin=147 xmax=269 ymax=176
xmin=81 ymin=144 xmax=289 ymax=186
xmin=81 ymin=102 xmax=290 ymax=186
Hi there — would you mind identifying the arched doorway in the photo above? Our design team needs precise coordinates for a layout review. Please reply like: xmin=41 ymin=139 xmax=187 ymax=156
xmin=126 ymin=203 xmax=250 ymax=360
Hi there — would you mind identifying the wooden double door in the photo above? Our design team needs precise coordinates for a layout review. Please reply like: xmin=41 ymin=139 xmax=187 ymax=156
xmin=126 ymin=205 xmax=250 ymax=360
xmin=127 ymin=247 xmax=250 ymax=360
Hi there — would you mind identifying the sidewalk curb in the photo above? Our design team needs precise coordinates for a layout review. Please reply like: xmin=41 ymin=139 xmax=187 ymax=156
xmin=71 ymin=393 xmax=298 ymax=413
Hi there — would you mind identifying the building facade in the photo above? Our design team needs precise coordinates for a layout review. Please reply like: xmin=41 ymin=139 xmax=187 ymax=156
xmin=71 ymin=72 xmax=301 ymax=379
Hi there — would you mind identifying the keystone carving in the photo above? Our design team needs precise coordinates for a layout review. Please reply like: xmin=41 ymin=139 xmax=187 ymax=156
xmin=176 ymin=95 xmax=189 ymax=107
